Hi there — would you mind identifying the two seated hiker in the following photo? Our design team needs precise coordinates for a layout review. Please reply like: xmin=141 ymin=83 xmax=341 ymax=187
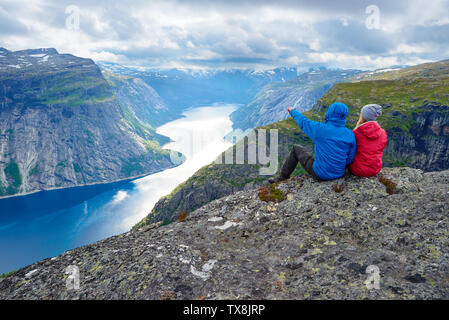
xmin=269 ymin=103 xmax=388 ymax=184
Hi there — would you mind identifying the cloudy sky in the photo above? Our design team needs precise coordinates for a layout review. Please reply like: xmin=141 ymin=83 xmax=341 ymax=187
xmin=1 ymin=0 xmax=449 ymax=70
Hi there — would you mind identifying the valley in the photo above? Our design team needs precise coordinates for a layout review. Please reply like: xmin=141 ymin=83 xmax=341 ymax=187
xmin=1 ymin=48 xmax=448 ymax=286
xmin=0 ymin=104 xmax=236 ymax=274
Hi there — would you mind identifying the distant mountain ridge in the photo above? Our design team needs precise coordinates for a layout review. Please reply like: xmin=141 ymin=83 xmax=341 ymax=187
xmin=0 ymin=48 xmax=176 ymax=197
xmin=97 ymin=61 xmax=299 ymax=111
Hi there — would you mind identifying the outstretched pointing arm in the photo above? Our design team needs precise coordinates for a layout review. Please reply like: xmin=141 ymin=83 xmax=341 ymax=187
xmin=289 ymin=108 xmax=321 ymax=141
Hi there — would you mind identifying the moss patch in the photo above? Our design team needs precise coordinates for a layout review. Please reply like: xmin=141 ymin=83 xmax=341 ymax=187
xmin=4 ymin=162 xmax=22 ymax=195
xmin=73 ymin=162 xmax=82 ymax=173
xmin=177 ymin=212 xmax=188 ymax=222
xmin=29 ymin=163 xmax=40 ymax=176
xmin=258 ymin=184 xmax=286 ymax=203
xmin=121 ymin=156 xmax=145 ymax=176
xmin=378 ymin=174 xmax=399 ymax=195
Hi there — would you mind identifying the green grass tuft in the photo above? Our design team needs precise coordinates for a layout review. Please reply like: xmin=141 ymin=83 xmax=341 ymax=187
xmin=0 ymin=269 xmax=18 ymax=279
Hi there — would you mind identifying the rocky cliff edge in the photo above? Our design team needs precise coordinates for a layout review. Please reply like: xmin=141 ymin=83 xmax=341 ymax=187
xmin=1 ymin=167 xmax=448 ymax=300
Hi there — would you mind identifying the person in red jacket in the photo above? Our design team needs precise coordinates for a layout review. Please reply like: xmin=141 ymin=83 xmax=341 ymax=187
xmin=349 ymin=104 xmax=388 ymax=177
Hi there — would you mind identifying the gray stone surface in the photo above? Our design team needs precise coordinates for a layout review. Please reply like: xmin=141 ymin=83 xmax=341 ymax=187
xmin=1 ymin=167 xmax=448 ymax=300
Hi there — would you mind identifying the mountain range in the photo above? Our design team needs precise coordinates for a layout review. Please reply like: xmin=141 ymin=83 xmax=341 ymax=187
xmin=2 ymin=47 xmax=448 ymax=207
xmin=0 ymin=48 xmax=176 ymax=197
xmin=97 ymin=61 xmax=299 ymax=111
xmin=1 ymin=49 xmax=364 ymax=198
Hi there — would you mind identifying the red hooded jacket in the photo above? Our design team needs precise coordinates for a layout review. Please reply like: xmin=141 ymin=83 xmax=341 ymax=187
xmin=349 ymin=121 xmax=388 ymax=177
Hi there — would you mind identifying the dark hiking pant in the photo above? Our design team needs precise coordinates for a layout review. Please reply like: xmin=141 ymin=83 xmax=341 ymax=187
xmin=280 ymin=144 xmax=322 ymax=181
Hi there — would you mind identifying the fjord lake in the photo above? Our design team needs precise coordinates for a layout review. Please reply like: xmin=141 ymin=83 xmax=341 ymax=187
xmin=0 ymin=104 xmax=237 ymax=274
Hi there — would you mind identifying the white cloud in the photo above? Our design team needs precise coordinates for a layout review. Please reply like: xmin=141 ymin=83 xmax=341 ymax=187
xmin=389 ymin=43 xmax=431 ymax=55
xmin=88 ymin=50 xmax=126 ymax=63
xmin=0 ymin=0 xmax=448 ymax=70
xmin=306 ymin=52 xmax=401 ymax=70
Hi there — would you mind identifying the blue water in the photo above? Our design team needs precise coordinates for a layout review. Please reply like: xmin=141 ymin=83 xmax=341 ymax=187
xmin=0 ymin=105 xmax=236 ymax=274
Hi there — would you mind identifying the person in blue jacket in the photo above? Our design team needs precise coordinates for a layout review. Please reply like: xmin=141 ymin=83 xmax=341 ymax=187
xmin=269 ymin=102 xmax=357 ymax=183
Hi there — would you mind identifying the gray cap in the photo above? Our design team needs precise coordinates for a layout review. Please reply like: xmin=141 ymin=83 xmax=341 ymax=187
xmin=361 ymin=104 xmax=382 ymax=121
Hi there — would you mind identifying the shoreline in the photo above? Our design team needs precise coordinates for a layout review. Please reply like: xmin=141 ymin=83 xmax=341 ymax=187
xmin=0 ymin=104 xmax=237 ymax=275
xmin=0 ymin=164 xmax=178 ymax=201
xmin=0 ymin=103 xmax=237 ymax=201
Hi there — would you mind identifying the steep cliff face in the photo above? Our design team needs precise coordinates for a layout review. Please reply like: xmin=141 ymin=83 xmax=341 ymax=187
xmin=103 ymin=71 xmax=178 ymax=128
xmin=0 ymin=48 xmax=176 ymax=197
xmin=377 ymin=103 xmax=448 ymax=171
xmin=230 ymin=69 xmax=362 ymax=131
xmin=136 ymin=59 xmax=449 ymax=227
xmin=1 ymin=168 xmax=448 ymax=299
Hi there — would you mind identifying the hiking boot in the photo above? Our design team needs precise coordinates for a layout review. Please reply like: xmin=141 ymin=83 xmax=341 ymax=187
xmin=268 ymin=175 xmax=288 ymax=184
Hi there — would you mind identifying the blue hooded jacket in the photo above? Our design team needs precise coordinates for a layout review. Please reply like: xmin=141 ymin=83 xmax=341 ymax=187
xmin=290 ymin=103 xmax=356 ymax=180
